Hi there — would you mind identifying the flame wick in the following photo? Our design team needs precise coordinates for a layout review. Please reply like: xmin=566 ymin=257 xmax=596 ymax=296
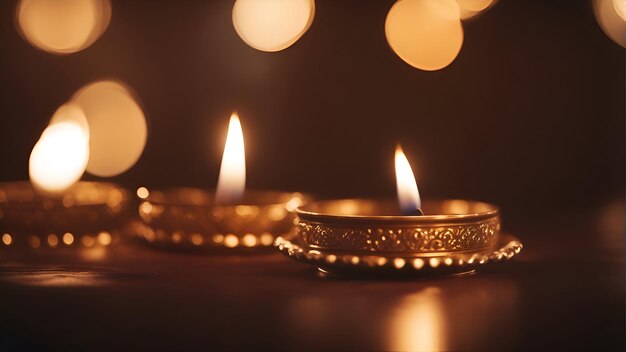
xmin=215 ymin=113 xmax=246 ymax=205
xmin=395 ymin=145 xmax=422 ymax=215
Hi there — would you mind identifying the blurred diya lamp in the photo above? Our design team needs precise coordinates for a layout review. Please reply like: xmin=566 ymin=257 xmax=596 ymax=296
xmin=135 ymin=188 xmax=306 ymax=250
xmin=0 ymin=182 xmax=130 ymax=250
xmin=0 ymin=104 xmax=132 ymax=250
xmin=275 ymin=146 xmax=523 ymax=276
xmin=135 ymin=113 xmax=308 ymax=250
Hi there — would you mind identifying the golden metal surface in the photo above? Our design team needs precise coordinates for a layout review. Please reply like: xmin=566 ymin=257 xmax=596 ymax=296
xmin=136 ymin=187 xmax=309 ymax=249
xmin=296 ymin=199 xmax=500 ymax=253
xmin=275 ymin=233 xmax=522 ymax=276
xmin=0 ymin=181 xmax=130 ymax=249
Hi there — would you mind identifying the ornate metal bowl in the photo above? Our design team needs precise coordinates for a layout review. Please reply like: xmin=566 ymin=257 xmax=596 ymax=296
xmin=0 ymin=181 xmax=130 ymax=250
xmin=135 ymin=187 xmax=309 ymax=250
xmin=275 ymin=199 xmax=522 ymax=276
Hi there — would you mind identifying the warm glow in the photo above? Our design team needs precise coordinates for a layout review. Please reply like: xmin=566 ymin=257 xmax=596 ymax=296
xmin=16 ymin=0 xmax=111 ymax=55
xmin=29 ymin=121 xmax=90 ymax=193
xmin=456 ymin=0 xmax=496 ymax=19
xmin=136 ymin=186 xmax=150 ymax=199
xmin=224 ymin=234 xmax=239 ymax=248
xmin=232 ymin=0 xmax=315 ymax=52
xmin=82 ymin=235 xmax=95 ymax=247
xmin=191 ymin=233 xmax=204 ymax=246
xmin=1 ymin=269 xmax=105 ymax=286
xmin=594 ymin=0 xmax=626 ymax=47
xmin=385 ymin=0 xmax=464 ymax=71
xmin=215 ymin=113 xmax=246 ymax=205
xmin=456 ymin=0 xmax=493 ymax=11
xmin=71 ymin=80 xmax=147 ymax=177
xmin=388 ymin=288 xmax=445 ymax=351
xmin=242 ymin=234 xmax=257 ymax=247
xmin=63 ymin=232 xmax=75 ymax=245
xmin=260 ymin=233 xmax=274 ymax=246
xmin=29 ymin=236 xmax=41 ymax=248
xmin=615 ymin=0 xmax=626 ymax=21
xmin=97 ymin=231 xmax=112 ymax=245
xmin=47 ymin=234 xmax=59 ymax=247
xmin=395 ymin=145 xmax=421 ymax=213
xmin=49 ymin=103 xmax=90 ymax=136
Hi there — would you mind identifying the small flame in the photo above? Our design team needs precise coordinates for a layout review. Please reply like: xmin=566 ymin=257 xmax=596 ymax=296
xmin=215 ymin=113 xmax=246 ymax=205
xmin=29 ymin=121 xmax=90 ymax=193
xmin=395 ymin=145 xmax=421 ymax=213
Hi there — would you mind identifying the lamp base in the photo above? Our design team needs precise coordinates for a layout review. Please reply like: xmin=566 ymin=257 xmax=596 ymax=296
xmin=274 ymin=233 xmax=522 ymax=277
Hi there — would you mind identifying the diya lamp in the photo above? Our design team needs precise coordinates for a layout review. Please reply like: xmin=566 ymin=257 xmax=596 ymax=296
xmin=0 ymin=103 xmax=131 ymax=251
xmin=276 ymin=145 xmax=523 ymax=276
xmin=135 ymin=112 xmax=308 ymax=250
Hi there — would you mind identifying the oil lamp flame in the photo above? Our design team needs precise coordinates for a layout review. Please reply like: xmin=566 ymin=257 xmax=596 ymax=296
xmin=29 ymin=121 xmax=90 ymax=193
xmin=215 ymin=112 xmax=246 ymax=205
xmin=394 ymin=145 xmax=421 ymax=214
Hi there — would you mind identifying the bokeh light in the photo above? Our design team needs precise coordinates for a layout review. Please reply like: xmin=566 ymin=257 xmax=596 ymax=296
xmin=71 ymin=80 xmax=148 ymax=177
xmin=385 ymin=0 xmax=464 ymax=71
xmin=615 ymin=0 xmax=626 ymax=21
xmin=97 ymin=231 xmax=112 ymax=246
xmin=49 ymin=102 xmax=90 ymax=136
xmin=29 ymin=121 xmax=90 ymax=193
xmin=232 ymin=0 xmax=315 ymax=52
xmin=16 ymin=0 xmax=111 ymax=55
xmin=47 ymin=234 xmax=59 ymax=247
xmin=62 ymin=232 xmax=75 ymax=245
xmin=593 ymin=0 xmax=626 ymax=47
xmin=136 ymin=186 xmax=149 ymax=199
xmin=456 ymin=0 xmax=496 ymax=20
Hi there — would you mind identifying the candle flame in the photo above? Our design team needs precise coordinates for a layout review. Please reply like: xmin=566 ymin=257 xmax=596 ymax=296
xmin=29 ymin=121 xmax=90 ymax=193
xmin=395 ymin=145 xmax=421 ymax=213
xmin=215 ymin=113 xmax=246 ymax=205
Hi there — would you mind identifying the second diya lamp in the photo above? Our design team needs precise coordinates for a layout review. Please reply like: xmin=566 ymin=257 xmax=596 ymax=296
xmin=135 ymin=113 xmax=308 ymax=250
xmin=136 ymin=188 xmax=306 ymax=250
xmin=275 ymin=146 xmax=523 ymax=276
xmin=0 ymin=181 xmax=131 ymax=250
xmin=1 ymin=114 xmax=133 ymax=251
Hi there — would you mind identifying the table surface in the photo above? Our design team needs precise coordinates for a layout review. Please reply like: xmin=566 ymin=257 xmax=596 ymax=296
xmin=1 ymin=207 xmax=624 ymax=351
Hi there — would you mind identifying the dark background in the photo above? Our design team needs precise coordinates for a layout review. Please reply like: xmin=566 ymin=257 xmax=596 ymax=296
xmin=0 ymin=0 xmax=624 ymax=229
xmin=0 ymin=1 xmax=624 ymax=351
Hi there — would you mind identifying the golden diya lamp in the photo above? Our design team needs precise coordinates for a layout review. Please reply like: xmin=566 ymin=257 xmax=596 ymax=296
xmin=135 ymin=113 xmax=308 ymax=250
xmin=275 ymin=145 xmax=523 ymax=276
xmin=0 ymin=181 xmax=129 ymax=250
xmin=0 ymin=104 xmax=132 ymax=251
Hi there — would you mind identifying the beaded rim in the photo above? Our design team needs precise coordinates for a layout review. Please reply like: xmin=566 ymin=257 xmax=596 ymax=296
xmin=0 ymin=182 xmax=131 ymax=249
xmin=0 ymin=230 xmax=123 ymax=250
xmin=133 ymin=221 xmax=280 ymax=249
xmin=133 ymin=188 xmax=310 ymax=250
xmin=274 ymin=233 xmax=522 ymax=275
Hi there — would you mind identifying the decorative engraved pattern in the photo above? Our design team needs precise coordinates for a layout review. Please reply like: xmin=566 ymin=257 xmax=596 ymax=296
xmin=274 ymin=234 xmax=523 ymax=276
xmin=298 ymin=218 xmax=500 ymax=253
